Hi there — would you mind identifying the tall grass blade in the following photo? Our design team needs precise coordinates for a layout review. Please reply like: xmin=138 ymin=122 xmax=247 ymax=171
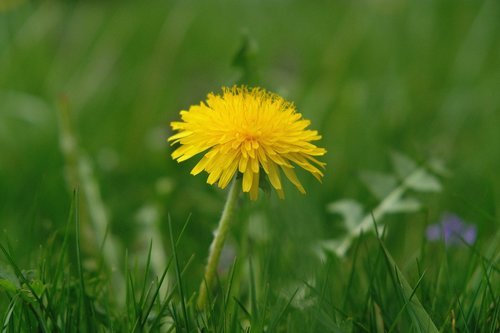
xmin=248 ymin=256 xmax=258 ymax=324
xmin=0 ymin=244 xmax=53 ymax=332
xmin=74 ymin=190 xmax=97 ymax=332
xmin=268 ymin=288 xmax=298 ymax=332
xmin=168 ymin=216 xmax=189 ymax=332
xmin=376 ymin=234 xmax=438 ymax=332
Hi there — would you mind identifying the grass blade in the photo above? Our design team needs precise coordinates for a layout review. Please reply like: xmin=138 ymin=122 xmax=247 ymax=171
xmin=377 ymin=237 xmax=438 ymax=332
xmin=168 ymin=216 xmax=189 ymax=332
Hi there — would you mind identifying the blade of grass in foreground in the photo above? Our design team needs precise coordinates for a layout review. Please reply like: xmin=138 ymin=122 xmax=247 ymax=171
xmin=0 ymin=243 xmax=51 ymax=332
xmin=168 ymin=216 xmax=189 ymax=332
xmin=374 ymin=222 xmax=439 ymax=333
xmin=74 ymin=190 xmax=97 ymax=332
xmin=139 ymin=260 xmax=173 ymax=331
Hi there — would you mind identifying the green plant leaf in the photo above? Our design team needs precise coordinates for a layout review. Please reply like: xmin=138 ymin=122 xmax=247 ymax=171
xmin=315 ymin=239 xmax=344 ymax=259
xmin=428 ymin=158 xmax=452 ymax=177
xmin=390 ymin=151 xmax=418 ymax=179
xmin=384 ymin=197 xmax=421 ymax=214
xmin=405 ymin=169 xmax=442 ymax=192
xmin=360 ymin=171 xmax=398 ymax=200
xmin=326 ymin=199 xmax=364 ymax=231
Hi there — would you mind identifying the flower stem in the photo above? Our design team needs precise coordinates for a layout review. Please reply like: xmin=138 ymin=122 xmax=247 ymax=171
xmin=197 ymin=177 xmax=241 ymax=309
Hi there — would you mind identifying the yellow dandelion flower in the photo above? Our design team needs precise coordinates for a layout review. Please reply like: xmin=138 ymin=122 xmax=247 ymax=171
xmin=168 ymin=86 xmax=326 ymax=200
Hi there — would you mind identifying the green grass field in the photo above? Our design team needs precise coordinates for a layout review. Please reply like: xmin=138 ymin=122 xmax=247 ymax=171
xmin=0 ymin=1 xmax=499 ymax=332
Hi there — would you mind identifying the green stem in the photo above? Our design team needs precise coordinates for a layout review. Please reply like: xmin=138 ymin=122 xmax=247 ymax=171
xmin=197 ymin=177 xmax=241 ymax=309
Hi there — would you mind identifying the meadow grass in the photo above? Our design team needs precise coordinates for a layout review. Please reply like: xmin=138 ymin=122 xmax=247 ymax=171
xmin=1 ymin=0 xmax=499 ymax=332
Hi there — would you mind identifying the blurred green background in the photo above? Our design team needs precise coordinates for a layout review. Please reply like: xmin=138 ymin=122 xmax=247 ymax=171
xmin=1 ymin=0 xmax=499 ymax=291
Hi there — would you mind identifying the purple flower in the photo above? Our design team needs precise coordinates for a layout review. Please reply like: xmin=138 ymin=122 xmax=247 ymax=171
xmin=426 ymin=213 xmax=477 ymax=246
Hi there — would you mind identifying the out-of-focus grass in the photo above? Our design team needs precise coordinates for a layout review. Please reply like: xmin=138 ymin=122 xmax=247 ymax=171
xmin=0 ymin=0 xmax=499 ymax=331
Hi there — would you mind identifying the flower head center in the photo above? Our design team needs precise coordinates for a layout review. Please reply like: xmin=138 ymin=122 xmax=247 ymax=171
xmin=234 ymin=130 xmax=262 ymax=152
xmin=240 ymin=130 xmax=261 ymax=141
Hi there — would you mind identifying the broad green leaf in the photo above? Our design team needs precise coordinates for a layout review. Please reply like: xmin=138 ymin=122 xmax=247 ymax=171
xmin=405 ymin=169 xmax=442 ymax=192
xmin=390 ymin=151 xmax=418 ymax=179
xmin=315 ymin=239 xmax=345 ymax=259
xmin=326 ymin=199 xmax=364 ymax=231
xmin=428 ymin=158 xmax=452 ymax=177
xmin=384 ymin=197 xmax=421 ymax=214
xmin=360 ymin=171 xmax=397 ymax=200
